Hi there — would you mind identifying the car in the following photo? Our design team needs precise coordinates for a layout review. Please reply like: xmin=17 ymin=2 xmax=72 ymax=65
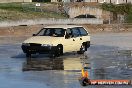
xmin=21 ymin=25 xmax=90 ymax=57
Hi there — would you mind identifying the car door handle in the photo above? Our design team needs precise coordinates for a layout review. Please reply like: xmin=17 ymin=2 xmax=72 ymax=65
xmin=80 ymin=38 xmax=82 ymax=40
xmin=73 ymin=39 xmax=75 ymax=41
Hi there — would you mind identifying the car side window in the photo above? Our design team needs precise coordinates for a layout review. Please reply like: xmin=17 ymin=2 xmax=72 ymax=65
xmin=78 ymin=27 xmax=88 ymax=36
xmin=44 ymin=29 xmax=51 ymax=36
xmin=54 ymin=29 xmax=65 ymax=37
xmin=71 ymin=28 xmax=80 ymax=37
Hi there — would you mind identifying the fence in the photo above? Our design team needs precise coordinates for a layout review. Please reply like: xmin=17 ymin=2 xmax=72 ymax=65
xmin=22 ymin=3 xmax=43 ymax=12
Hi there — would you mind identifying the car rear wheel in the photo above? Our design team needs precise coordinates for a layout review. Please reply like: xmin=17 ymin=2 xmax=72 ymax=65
xmin=77 ymin=42 xmax=89 ymax=54
xmin=77 ymin=43 xmax=88 ymax=54
xmin=77 ymin=45 xmax=86 ymax=54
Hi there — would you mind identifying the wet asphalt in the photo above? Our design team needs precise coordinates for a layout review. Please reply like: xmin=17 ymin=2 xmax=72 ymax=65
xmin=0 ymin=33 xmax=132 ymax=88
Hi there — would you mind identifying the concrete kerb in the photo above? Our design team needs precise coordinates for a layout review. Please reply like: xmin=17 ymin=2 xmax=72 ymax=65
xmin=0 ymin=18 xmax=103 ymax=27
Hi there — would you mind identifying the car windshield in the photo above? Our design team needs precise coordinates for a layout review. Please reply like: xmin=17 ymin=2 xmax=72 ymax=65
xmin=37 ymin=28 xmax=65 ymax=37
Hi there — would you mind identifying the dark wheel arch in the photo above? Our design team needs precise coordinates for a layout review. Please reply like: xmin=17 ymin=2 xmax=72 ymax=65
xmin=77 ymin=41 xmax=90 ymax=54
xmin=82 ymin=41 xmax=90 ymax=51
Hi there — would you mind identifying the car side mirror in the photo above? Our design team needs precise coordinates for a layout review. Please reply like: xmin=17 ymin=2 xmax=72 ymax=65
xmin=33 ymin=34 xmax=36 ymax=36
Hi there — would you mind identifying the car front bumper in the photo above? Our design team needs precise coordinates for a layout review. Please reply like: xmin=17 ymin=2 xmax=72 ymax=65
xmin=21 ymin=45 xmax=57 ymax=54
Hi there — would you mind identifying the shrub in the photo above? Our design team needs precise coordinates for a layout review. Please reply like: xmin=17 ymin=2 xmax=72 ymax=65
xmin=101 ymin=3 xmax=132 ymax=23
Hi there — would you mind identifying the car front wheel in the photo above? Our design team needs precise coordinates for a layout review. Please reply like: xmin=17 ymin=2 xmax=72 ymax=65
xmin=57 ymin=45 xmax=63 ymax=56
xmin=50 ymin=45 xmax=63 ymax=58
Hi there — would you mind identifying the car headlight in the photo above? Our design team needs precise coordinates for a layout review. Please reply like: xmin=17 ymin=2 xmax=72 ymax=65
xmin=41 ymin=44 xmax=53 ymax=47
xmin=22 ymin=43 xmax=30 ymax=46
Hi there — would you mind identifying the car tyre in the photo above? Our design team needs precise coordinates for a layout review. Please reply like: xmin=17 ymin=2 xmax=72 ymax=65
xmin=50 ymin=53 xmax=56 ymax=58
xmin=77 ymin=42 xmax=88 ymax=54
xmin=50 ymin=45 xmax=63 ymax=58
xmin=57 ymin=45 xmax=63 ymax=56
xmin=49 ymin=49 xmax=58 ymax=58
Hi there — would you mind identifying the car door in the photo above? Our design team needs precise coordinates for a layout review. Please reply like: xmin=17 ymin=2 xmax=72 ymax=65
xmin=62 ymin=28 xmax=80 ymax=52
xmin=62 ymin=28 xmax=75 ymax=52
xmin=70 ymin=27 xmax=82 ymax=51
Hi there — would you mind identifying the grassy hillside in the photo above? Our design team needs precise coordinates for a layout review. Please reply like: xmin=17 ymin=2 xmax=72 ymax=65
xmin=0 ymin=3 xmax=67 ymax=21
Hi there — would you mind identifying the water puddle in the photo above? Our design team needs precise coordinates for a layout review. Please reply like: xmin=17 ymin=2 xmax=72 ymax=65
xmin=23 ymin=58 xmax=64 ymax=71
xmin=22 ymin=54 xmax=88 ymax=71
xmin=22 ymin=49 xmax=132 ymax=80
xmin=89 ymin=50 xmax=132 ymax=80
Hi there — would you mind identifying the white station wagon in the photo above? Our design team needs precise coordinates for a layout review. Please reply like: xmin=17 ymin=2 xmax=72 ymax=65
xmin=21 ymin=25 xmax=90 ymax=57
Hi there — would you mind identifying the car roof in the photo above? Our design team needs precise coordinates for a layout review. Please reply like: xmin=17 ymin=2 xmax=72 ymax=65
xmin=44 ymin=25 xmax=83 ymax=29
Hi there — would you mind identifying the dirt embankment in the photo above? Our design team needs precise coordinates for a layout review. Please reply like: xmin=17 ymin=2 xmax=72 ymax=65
xmin=84 ymin=24 xmax=132 ymax=33
xmin=0 ymin=24 xmax=132 ymax=36
xmin=0 ymin=25 xmax=44 ymax=36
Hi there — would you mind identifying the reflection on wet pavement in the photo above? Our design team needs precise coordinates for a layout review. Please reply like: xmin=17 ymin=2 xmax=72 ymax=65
xmin=23 ymin=58 xmax=64 ymax=71
xmin=22 ymin=47 xmax=132 ymax=81
xmin=22 ymin=54 xmax=85 ymax=71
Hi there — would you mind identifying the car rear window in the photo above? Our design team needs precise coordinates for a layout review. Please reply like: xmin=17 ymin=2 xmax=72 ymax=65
xmin=78 ymin=27 xmax=88 ymax=36
xmin=67 ymin=27 xmax=88 ymax=37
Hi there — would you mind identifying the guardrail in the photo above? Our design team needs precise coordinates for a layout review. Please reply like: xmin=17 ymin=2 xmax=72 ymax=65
xmin=0 ymin=18 xmax=103 ymax=27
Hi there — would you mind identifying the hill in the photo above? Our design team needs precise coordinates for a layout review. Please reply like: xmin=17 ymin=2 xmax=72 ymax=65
xmin=0 ymin=3 xmax=67 ymax=21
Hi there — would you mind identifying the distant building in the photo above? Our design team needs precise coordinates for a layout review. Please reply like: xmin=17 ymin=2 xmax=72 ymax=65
xmin=97 ymin=0 xmax=132 ymax=4
xmin=0 ymin=0 xmax=32 ymax=3
xmin=84 ymin=0 xmax=98 ymax=2
xmin=55 ymin=0 xmax=132 ymax=4
xmin=51 ymin=0 xmax=58 ymax=2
